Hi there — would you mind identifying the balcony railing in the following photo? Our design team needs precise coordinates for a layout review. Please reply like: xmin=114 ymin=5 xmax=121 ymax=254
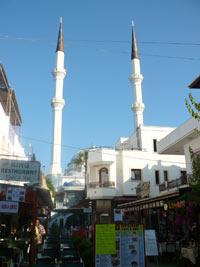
xmin=159 ymin=176 xmax=188 ymax=192
xmin=88 ymin=181 xmax=115 ymax=188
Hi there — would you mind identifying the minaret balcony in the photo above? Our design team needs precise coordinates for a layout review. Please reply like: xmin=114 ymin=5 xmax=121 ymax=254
xmin=131 ymin=103 xmax=145 ymax=112
xmin=51 ymin=98 xmax=65 ymax=109
xmin=129 ymin=73 xmax=143 ymax=83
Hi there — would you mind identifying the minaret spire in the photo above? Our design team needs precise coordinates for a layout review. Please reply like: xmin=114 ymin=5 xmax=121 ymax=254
xmin=48 ymin=18 xmax=67 ymax=188
xmin=56 ymin=17 xmax=64 ymax=52
xmin=129 ymin=21 xmax=145 ymax=138
xmin=131 ymin=21 xmax=139 ymax=59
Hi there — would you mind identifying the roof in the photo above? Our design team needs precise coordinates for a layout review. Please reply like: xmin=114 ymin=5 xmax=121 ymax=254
xmin=131 ymin=21 xmax=139 ymax=60
xmin=56 ymin=17 xmax=64 ymax=52
xmin=188 ymin=75 xmax=200 ymax=89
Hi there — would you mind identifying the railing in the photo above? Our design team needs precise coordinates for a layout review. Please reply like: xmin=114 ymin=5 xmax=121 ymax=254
xmin=88 ymin=181 xmax=115 ymax=188
xmin=159 ymin=176 xmax=189 ymax=192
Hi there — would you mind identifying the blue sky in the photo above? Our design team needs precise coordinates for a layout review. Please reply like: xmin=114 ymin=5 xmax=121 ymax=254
xmin=0 ymin=0 xmax=200 ymax=174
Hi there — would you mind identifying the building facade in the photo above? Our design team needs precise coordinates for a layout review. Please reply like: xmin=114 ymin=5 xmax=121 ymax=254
xmin=0 ymin=64 xmax=26 ymax=161
xmin=86 ymin=23 xmax=186 ymax=224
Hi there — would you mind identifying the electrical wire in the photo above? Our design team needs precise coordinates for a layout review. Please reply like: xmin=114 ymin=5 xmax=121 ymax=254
xmin=0 ymin=34 xmax=200 ymax=61
xmin=18 ymin=134 xmax=188 ymax=165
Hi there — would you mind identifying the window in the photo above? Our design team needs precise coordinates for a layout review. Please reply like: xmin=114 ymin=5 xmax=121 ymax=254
xmin=99 ymin=168 xmax=109 ymax=185
xmin=153 ymin=139 xmax=157 ymax=152
xmin=164 ymin=171 xmax=168 ymax=182
xmin=180 ymin=171 xmax=187 ymax=184
xmin=131 ymin=169 xmax=141 ymax=180
xmin=180 ymin=171 xmax=186 ymax=178
xmin=155 ymin=171 xmax=160 ymax=185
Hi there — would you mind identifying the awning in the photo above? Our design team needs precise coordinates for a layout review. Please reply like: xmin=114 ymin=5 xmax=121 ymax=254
xmin=118 ymin=191 xmax=180 ymax=210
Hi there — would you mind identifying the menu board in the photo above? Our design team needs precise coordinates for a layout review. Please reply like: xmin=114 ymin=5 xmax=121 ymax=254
xmin=144 ymin=230 xmax=158 ymax=256
xmin=96 ymin=224 xmax=116 ymax=255
xmin=95 ymin=224 xmax=145 ymax=267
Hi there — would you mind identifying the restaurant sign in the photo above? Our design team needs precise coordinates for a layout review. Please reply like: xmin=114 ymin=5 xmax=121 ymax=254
xmin=0 ymin=159 xmax=40 ymax=182
xmin=0 ymin=201 xmax=19 ymax=213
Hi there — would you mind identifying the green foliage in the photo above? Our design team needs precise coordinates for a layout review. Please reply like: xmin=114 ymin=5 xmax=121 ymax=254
xmin=45 ymin=176 xmax=55 ymax=197
xmin=185 ymin=93 xmax=200 ymax=121
xmin=81 ymin=246 xmax=93 ymax=267
xmin=189 ymin=147 xmax=200 ymax=187
xmin=73 ymin=151 xmax=88 ymax=168
xmin=185 ymin=93 xmax=200 ymax=135
xmin=71 ymin=235 xmax=83 ymax=249
xmin=71 ymin=236 xmax=93 ymax=267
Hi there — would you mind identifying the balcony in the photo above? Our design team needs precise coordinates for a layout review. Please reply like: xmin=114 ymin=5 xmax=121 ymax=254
xmin=87 ymin=181 xmax=116 ymax=199
xmin=159 ymin=176 xmax=188 ymax=192
xmin=88 ymin=181 xmax=115 ymax=188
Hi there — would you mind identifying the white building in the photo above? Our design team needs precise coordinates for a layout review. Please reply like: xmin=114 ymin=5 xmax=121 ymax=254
xmin=0 ymin=63 xmax=26 ymax=161
xmin=54 ymin=152 xmax=85 ymax=210
xmin=86 ymin=23 xmax=186 ymax=223
xmin=158 ymin=76 xmax=200 ymax=175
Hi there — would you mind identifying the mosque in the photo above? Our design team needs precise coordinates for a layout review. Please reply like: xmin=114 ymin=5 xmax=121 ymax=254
xmin=47 ymin=19 xmax=186 ymax=222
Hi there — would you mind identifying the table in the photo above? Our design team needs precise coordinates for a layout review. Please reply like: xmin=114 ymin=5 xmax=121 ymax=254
xmin=181 ymin=246 xmax=198 ymax=265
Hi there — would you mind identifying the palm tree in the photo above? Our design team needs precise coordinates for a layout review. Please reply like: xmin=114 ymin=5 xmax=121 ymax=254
xmin=45 ymin=176 xmax=55 ymax=197
xmin=73 ymin=150 xmax=88 ymax=196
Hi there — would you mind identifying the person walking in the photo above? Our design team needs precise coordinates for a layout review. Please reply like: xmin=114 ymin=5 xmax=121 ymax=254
xmin=35 ymin=218 xmax=46 ymax=252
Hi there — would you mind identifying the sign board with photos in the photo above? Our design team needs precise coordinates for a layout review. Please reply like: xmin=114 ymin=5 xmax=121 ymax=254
xmin=95 ymin=224 xmax=145 ymax=267
xmin=6 ymin=186 xmax=26 ymax=202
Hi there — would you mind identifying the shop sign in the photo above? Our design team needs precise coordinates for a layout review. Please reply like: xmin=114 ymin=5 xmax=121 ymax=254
xmin=0 ymin=159 xmax=40 ymax=182
xmin=136 ymin=182 xmax=150 ymax=198
xmin=114 ymin=209 xmax=122 ymax=222
xmin=169 ymin=201 xmax=185 ymax=209
xmin=6 ymin=187 xmax=26 ymax=202
xmin=0 ymin=201 xmax=19 ymax=213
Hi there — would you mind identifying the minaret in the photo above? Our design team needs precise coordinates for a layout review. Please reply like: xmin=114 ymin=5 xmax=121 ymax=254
xmin=129 ymin=21 xmax=145 ymax=132
xmin=48 ymin=17 xmax=66 ymax=183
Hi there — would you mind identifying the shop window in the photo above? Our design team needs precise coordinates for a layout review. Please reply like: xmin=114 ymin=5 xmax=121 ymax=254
xmin=131 ymin=169 xmax=141 ymax=180
xmin=99 ymin=167 xmax=109 ymax=186
xmin=153 ymin=139 xmax=157 ymax=152
xmin=155 ymin=171 xmax=160 ymax=185
xmin=164 ymin=171 xmax=168 ymax=182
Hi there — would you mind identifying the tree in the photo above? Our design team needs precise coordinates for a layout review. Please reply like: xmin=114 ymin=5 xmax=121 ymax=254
xmin=73 ymin=150 xmax=88 ymax=195
xmin=45 ymin=176 xmax=55 ymax=197
xmin=185 ymin=93 xmax=200 ymax=134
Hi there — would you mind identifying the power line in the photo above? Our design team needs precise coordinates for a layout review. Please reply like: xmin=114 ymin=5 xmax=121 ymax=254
xmin=1 ymin=34 xmax=200 ymax=46
xmin=1 ymin=34 xmax=200 ymax=61
xmin=18 ymin=134 xmax=187 ymax=165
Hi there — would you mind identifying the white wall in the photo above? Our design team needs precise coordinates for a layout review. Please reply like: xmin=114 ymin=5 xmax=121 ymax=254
xmin=0 ymin=102 xmax=26 ymax=160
